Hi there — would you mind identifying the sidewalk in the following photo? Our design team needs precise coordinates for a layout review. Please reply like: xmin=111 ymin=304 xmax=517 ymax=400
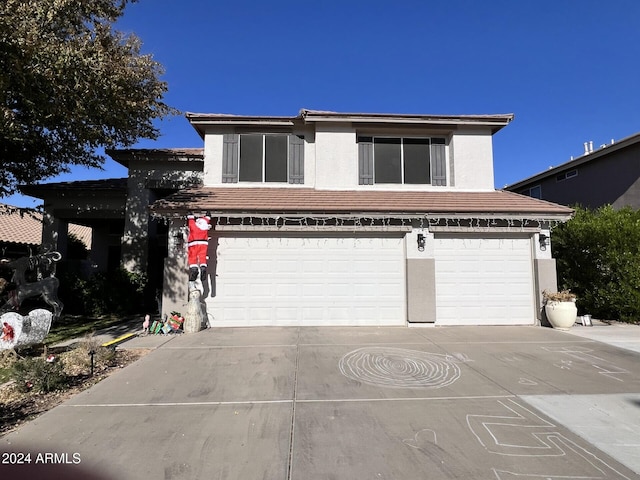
xmin=50 ymin=316 xmax=180 ymax=350
xmin=61 ymin=315 xmax=640 ymax=355
xmin=564 ymin=318 xmax=640 ymax=354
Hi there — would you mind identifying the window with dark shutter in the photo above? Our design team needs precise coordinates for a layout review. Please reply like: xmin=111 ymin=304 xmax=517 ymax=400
xmin=431 ymin=139 xmax=446 ymax=186
xmin=289 ymin=135 xmax=305 ymax=184
xmin=227 ymin=133 xmax=304 ymax=184
xmin=358 ymin=136 xmax=374 ymax=185
xmin=358 ymin=136 xmax=446 ymax=185
xmin=222 ymin=134 xmax=239 ymax=183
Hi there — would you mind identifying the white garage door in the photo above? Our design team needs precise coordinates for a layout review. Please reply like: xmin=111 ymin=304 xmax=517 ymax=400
xmin=207 ymin=234 xmax=406 ymax=326
xmin=434 ymin=235 xmax=535 ymax=325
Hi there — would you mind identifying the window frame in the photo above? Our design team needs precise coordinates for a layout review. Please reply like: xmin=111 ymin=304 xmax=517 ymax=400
xmin=357 ymin=135 xmax=446 ymax=185
xmin=556 ymin=169 xmax=578 ymax=182
xmin=527 ymin=185 xmax=542 ymax=199
xmin=239 ymin=133 xmax=289 ymax=183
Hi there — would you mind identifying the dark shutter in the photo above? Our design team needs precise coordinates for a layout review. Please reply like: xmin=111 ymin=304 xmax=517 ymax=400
xmin=431 ymin=139 xmax=446 ymax=186
xmin=222 ymin=134 xmax=239 ymax=183
xmin=358 ymin=136 xmax=374 ymax=185
xmin=288 ymin=135 xmax=305 ymax=184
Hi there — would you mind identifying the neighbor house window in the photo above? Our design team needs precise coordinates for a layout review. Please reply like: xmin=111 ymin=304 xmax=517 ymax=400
xmin=222 ymin=133 xmax=304 ymax=184
xmin=526 ymin=185 xmax=542 ymax=199
xmin=556 ymin=169 xmax=578 ymax=182
xmin=358 ymin=136 xmax=446 ymax=185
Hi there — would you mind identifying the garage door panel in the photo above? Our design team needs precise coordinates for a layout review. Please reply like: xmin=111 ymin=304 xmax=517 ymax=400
xmin=207 ymin=235 xmax=405 ymax=326
xmin=435 ymin=236 xmax=534 ymax=325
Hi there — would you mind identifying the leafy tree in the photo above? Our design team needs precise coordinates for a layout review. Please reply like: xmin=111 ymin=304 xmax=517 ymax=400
xmin=0 ymin=0 xmax=177 ymax=196
xmin=552 ymin=205 xmax=640 ymax=322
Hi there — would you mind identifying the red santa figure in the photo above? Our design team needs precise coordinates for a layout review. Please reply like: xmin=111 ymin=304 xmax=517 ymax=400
xmin=187 ymin=214 xmax=212 ymax=284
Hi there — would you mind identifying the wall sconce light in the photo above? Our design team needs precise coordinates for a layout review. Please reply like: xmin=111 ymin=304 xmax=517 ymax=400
xmin=539 ymin=233 xmax=549 ymax=251
xmin=417 ymin=233 xmax=426 ymax=252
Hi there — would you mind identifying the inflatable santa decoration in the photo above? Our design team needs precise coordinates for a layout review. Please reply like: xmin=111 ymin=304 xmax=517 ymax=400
xmin=187 ymin=214 xmax=212 ymax=285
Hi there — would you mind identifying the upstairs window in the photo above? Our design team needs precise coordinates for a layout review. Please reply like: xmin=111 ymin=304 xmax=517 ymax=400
xmin=358 ymin=136 xmax=446 ymax=185
xmin=222 ymin=134 xmax=304 ymax=184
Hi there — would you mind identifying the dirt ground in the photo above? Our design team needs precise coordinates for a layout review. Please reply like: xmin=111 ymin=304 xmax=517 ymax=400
xmin=0 ymin=348 xmax=148 ymax=437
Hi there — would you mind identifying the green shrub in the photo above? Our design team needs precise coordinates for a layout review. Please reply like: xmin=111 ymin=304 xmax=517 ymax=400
xmin=59 ymin=268 xmax=148 ymax=316
xmin=552 ymin=205 xmax=640 ymax=322
xmin=11 ymin=357 xmax=69 ymax=393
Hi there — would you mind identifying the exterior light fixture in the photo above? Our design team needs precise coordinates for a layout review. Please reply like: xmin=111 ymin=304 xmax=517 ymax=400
xmin=539 ymin=233 xmax=549 ymax=251
xmin=417 ymin=233 xmax=426 ymax=252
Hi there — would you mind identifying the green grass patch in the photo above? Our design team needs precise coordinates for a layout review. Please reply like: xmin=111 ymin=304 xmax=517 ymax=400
xmin=43 ymin=314 xmax=137 ymax=346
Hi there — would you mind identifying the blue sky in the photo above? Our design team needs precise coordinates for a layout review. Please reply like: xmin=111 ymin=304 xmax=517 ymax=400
xmin=8 ymin=0 xmax=640 ymax=207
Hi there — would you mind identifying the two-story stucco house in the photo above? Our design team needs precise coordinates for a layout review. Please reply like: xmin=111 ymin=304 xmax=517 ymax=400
xmin=143 ymin=109 xmax=572 ymax=327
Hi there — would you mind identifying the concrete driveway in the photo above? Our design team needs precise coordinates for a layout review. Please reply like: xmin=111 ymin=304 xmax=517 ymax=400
xmin=2 ymin=326 xmax=640 ymax=479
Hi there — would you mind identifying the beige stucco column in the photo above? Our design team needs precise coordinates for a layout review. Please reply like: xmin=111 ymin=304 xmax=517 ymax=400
xmin=121 ymin=174 xmax=151 ymax=274
xmin=533 ymin=226 xmax=558 ymax=324
xmin=405 ymin=230 xmax=437 ymax=323
xmin=42 ymin=205 xmax=69 ymax=258
xmin=161 ymin=220 xmax=189 ymax=319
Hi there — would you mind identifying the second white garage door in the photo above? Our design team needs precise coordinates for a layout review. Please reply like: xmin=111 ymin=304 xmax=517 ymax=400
xmin=207 ymin=234 xmax=406 ymax=326
xmin=434 ymin=235 xmax=535 ymax=325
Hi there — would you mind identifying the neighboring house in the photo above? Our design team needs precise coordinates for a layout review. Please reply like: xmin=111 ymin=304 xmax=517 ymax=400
xmin=0 ymin=203 xmax=91 ymax=259
xmin=505 ymin=132 xmax=640 ymax=209
xmin=22 ymin=109 xmax=573 ymax=327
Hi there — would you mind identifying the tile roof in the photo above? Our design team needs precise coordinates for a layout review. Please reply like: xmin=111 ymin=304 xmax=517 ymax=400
xmin=20 ymin=178 xmax=128 ymax=198
xmin=150 ymin=187 xmax=573 ymax=219
xmin=0 ymin=204 xmax=92 ymax=248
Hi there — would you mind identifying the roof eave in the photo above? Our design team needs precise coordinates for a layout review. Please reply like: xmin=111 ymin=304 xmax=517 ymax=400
xmin=107 ymin=148 xmax=204 ymax=168
xmin=186 ymin=112 xmax=297 ymax=138
xmin=186 ymin=111 xmax=515 ymax=137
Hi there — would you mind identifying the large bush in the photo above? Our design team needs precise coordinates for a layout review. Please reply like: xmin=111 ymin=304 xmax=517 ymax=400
xmin=59 ymin=268 xmax=148 ymax=316
xmin=552 ymin=205 xmax=640 ymax=322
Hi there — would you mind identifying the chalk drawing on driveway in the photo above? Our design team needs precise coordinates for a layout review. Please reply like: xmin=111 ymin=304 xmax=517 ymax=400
xmin=338 ymin=347 xmax=463 ymax=389
xmin=468 ymin=399 xmax=631 ymax=479
xmin=542 ymin=346 xmax=629 ymax=382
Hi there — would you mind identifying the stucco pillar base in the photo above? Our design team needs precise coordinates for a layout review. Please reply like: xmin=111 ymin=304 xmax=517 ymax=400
xmin=534 ymin=258 xmax=558 ymax=326
xmin=406 ymin=258 xmax=436 ymax=323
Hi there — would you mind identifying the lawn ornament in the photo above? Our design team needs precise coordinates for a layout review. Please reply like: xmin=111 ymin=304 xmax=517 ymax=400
xmin=0 ymin=251 xmax=64 ymax=323
xmin=0 ymin=309 xmax=53 ymax=350
xmin=187 ymin=214 xmax=211 ymax=289
xmin=142 ymin=314 xmax=150 ymax=335
xmin=183 ymin=289 xmax=205 ymax=333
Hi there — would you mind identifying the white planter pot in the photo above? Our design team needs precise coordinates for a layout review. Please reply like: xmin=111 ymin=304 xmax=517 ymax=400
xmin=545 ymin=301 xmax=577 ymax=330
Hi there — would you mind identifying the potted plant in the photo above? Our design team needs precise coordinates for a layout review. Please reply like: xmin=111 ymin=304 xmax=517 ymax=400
xmin=542 ymin=290 xmax=577 ymax=330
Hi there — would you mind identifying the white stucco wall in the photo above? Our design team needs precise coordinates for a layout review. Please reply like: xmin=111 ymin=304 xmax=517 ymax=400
xmin=203 ymin=134 xmax=223 ymax=185
xmin=314 ymin=126 xmax=358 ymax=189
xmin=449 ymin=130 xmax=495 ymax=190
xmin=200 ymin=126 xmax=497 ymax=191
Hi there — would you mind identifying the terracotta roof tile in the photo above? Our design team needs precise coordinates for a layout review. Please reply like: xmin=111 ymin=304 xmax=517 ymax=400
xmin=151 ymin=187 xmax=573 ymax=218
xmin=0 ymin=204 xmax=92 ymax=249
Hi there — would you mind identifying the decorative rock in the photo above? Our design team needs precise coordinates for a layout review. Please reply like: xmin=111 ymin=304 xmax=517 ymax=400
xmin=0 ymin=309 xmax=52 ymax=349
